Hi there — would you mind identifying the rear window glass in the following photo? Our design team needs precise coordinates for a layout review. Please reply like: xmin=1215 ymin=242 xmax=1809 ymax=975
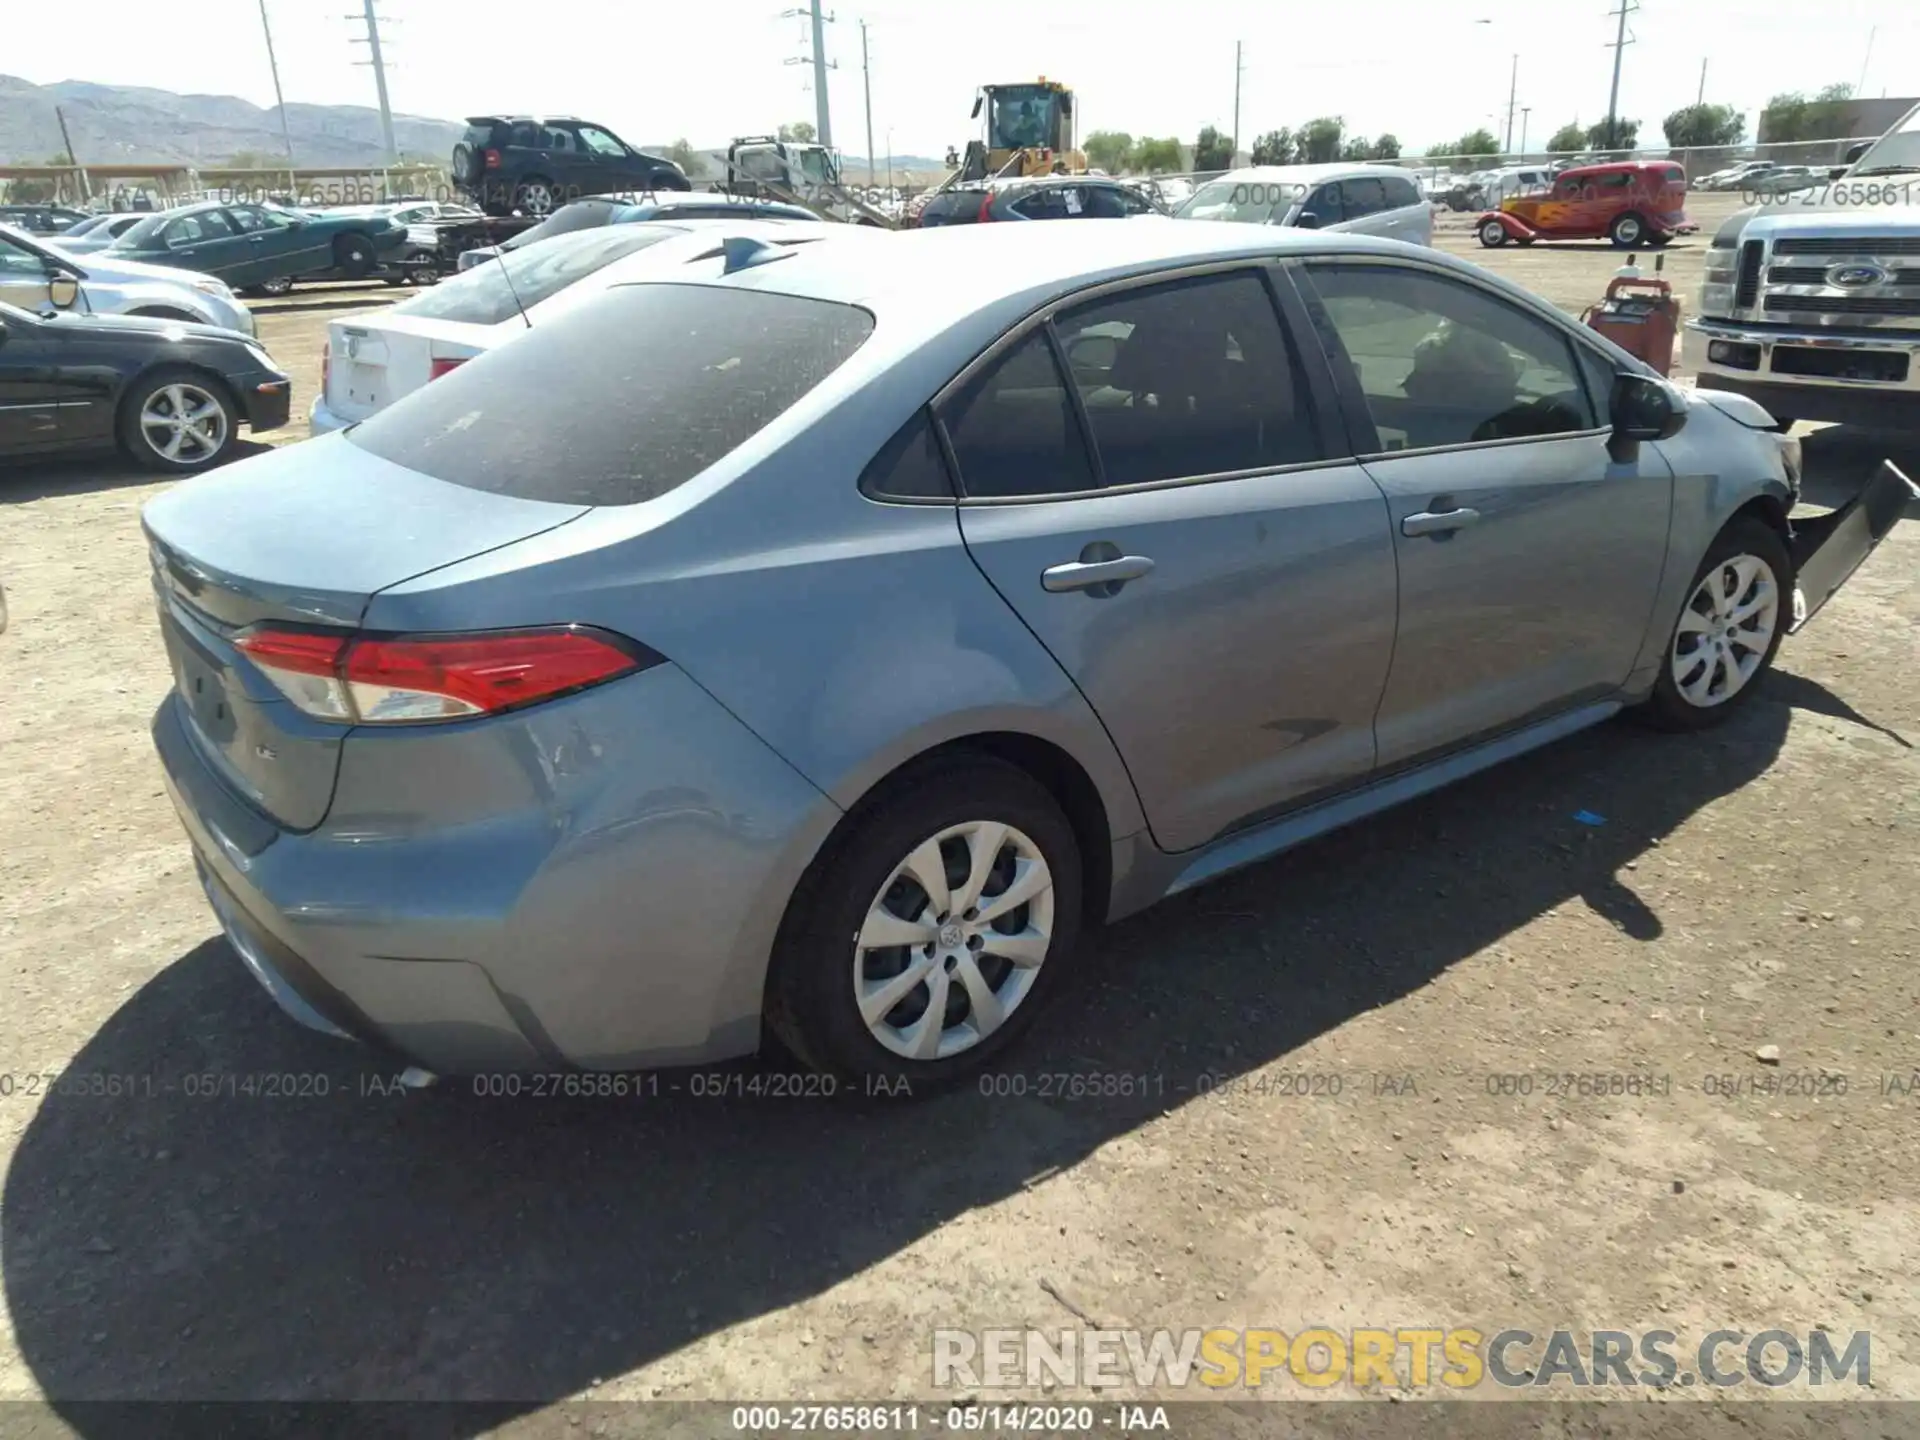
xmin=501 ymin=199 xmax=628 ymax=251
xmin=345 ymin=284 xmax=875 ymax=506
xmin=920 ymin=192 xmax=985 ymax=224
xmin=390 ymin=225 xmax=678 ymax=325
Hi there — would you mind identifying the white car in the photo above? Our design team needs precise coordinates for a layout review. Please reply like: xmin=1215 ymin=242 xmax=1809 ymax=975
xmin=310 ymin=218 xmax=884 ymax=433
xmin=0 ymin=223 xmax=256 ymax=335
xmin=1174 ymin=163 xmax=1433 ymax=246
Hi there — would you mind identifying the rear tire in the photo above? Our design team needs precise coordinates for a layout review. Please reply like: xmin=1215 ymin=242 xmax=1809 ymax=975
xmin=255 ymin=275 xmax=294 ymax=298
xmin=1635 ymin=518 xmax=1790 ymax=732
xmin=1609 ymin=211 xmax=1648 ymax=248
xmin=765 ymin=757 xmax=1085 ymax=1089
xmin=333 ymin=232 xmax=377 ymax=279
xmin=116 ymin=367 xmax=239 ymax=474
xmin=513 ymin=176 xmax=557 ymax=216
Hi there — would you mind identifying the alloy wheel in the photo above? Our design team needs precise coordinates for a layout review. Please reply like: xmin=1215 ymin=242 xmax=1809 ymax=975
xmin=853 ymin=820 xmax=1055 ymax=1061
xmin=138 ymin=383 xmax=228 ymax=466
xmin=519 ymin=183 xmax=554 ymax=216
xmin=1671 ymin=553 xmax=1779 ymax=708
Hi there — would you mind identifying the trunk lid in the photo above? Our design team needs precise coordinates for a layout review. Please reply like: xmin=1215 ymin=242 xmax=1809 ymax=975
xmin=142 ymin=436 xmax=588 ymax=829
xmin=325 ymin=312 xmax=492 ymax=425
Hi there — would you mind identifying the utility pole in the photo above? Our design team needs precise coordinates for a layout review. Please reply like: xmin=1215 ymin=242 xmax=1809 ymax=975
xmin=1520 ymin=107 xmax=1531 ymax=155
xmin=348 ymin=0 xmax=398 ymax=167
xmin=53 ymin=105 xmax=90 ymax=202
xmin=781 ymin=1 xmax=836 ymax=147
xmin=258 ymin=0 xmax=298 ymax=176
xmin=860 ymin=20 xmax=875 ymax=187
xmin=1696 ymin=57 xmax=1707 ymax=107
xmin=1505 ymin=53 xmax=1518 ymax=152
xmin=1604 ymin=0 xmax=1637 ymax=151
xmin=1232 ymin=41 xmax=1244 ymax=166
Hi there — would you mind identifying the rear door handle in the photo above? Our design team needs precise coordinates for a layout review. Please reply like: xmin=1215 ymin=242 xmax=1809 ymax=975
xmin=1041 ymin=555 xmax=1155 ymax=594
xmin=1402 ymin=506 xmax=1481 ymax=538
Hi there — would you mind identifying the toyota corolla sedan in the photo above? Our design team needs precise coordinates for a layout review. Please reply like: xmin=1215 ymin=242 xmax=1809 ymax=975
xmin=143 ymin=222 xmax=1909 ymax=1087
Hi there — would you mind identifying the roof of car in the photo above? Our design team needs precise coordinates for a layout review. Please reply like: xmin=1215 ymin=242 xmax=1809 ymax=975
xmin=647 ymin=213 xmax=1442 ymax=320
xmin=1560 ymin=160 xmax=1683 ymax=177
xmin=1203 ymin=162 xmax=1419 ymax=186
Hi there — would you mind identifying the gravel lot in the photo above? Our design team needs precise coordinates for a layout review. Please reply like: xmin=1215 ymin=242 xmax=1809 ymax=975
xmin=1 ymin=193 xmax=1916 ymax=1425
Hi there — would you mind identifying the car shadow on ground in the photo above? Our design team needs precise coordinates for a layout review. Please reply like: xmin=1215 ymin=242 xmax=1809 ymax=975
xmin=4 ymin=673 xmax=1842 ymax=1418
xmin=1794 ymin=423 xmax=1920 ymax=520
xmin=0 ymin=443 xmax=276 ymax=504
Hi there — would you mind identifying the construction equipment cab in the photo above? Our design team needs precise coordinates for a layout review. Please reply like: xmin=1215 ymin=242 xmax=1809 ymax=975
xmin=958 ymin=80 xmax=1087 ymax=182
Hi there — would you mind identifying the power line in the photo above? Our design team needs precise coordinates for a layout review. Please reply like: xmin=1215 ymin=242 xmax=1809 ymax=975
xmin=1603 ymin=0 xmax=1638 ymax=148
xmin=1232 ymin=41 xmax=1244 ymax=166
xmin=780 ymin=2 xmax=837 ymax=147
xmin=347 ymin=0 xmax=398 ymax=166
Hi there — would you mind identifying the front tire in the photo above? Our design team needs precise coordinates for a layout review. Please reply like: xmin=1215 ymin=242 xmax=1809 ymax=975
xmin=117 ymin=368 xmax=238 ymax=474
xmin=1478 ymin=219 xmax=1509 ymax=248
xmin=1636 ymin=518 xmax=1790 ymax=731
xmin=766 ymin=757 xmax=1085 ymax=1087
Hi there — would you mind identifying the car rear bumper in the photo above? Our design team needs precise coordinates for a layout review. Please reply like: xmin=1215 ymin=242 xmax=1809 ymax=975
xmin=151 ymin=664 xmax=844 ymax=1075
xmin=308 ymin=394 xmax=351 ymax=435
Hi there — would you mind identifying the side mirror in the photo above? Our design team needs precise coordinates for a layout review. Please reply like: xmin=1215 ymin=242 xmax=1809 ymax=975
xmin=48 ymin=273 xmax=80 ymax=309
xmin=1294 ymin=211 xmax=1322 ymax=229
xmin=1843 ymin=142 xmax=1869 ymax=165
xmin=1609 ymin=372 xmax=1686 ymax=461
xmin=970 ymin=96 xmax=983 ymax=120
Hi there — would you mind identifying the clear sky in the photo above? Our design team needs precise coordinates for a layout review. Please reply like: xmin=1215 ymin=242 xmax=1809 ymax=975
xmin=11 ymin=0 xmax=1915 ymax=157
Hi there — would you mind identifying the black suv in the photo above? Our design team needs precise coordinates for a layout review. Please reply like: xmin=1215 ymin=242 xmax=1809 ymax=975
xmin=452 ymin=116 xmax=691 ymax=217
xmin=916 ymin=177 xmax=1165 ymax=227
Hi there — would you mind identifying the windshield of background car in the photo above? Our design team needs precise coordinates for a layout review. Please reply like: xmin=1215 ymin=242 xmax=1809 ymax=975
xmin=109 ymin=212 xmax=173 ymax=249
xmin=1849 ymin=101 xmax=1920 ymax=175
xmin=797 ymin=149 xmax=836 ymax=184
xmin=389 ymin=225 xmax=682 ymax=326
xmin=502 ymin=200 xmax=627 ymax=251
xmin=1176 ymin=178 xmax=1294 ymax=224
xmin=345 ymin=284 xmax=876 ymax=506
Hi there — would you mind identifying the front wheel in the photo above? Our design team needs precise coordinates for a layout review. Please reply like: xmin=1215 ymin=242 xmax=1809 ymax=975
xmin=117 ymin=369 xmax=238 ymax=474
xmin=765 ymin=757 xmax=1085 ymax=1087
xmin=1635 ymin=519 xmax=1790 ymax=732
xmin=333 ymin=232 xmax=377 ymax=279
xmin=1478 ymin=219 xmax=1509 ymax=248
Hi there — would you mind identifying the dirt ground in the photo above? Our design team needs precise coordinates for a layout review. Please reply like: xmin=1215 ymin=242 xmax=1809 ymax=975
xmin=0 ymin=193 xmax=1917 ymax=1428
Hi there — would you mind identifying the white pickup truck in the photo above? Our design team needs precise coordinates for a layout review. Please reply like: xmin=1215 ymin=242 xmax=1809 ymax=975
xmin=1691 ymin=101 xmax=1920 ymax=430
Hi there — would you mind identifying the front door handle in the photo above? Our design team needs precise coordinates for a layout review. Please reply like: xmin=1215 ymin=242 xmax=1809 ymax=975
xmin=1042 ymin=554 xmax=1155 ymax=594
xmin=1402 ymin=506 xmax=1481 ymax=539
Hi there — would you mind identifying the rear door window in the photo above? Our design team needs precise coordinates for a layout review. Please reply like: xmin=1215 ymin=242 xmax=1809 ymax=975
xmin=1053 ymin=271 xmax=1323 ymax=485
xmin=938 ymin=333 xmax=1096 ymax=498
xmin=1381 ymin=177 xmax=1422 ymax=209
xmin=390 ymin=225 xmax=681 ymax=325
xmin=346 ymin=285 xmax=874 ymax=506
xmin=1301 ymin=183 xmax=1345 ymax=225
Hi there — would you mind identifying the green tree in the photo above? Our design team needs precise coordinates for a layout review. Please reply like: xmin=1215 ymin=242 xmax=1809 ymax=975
xmin=1250 ymin=128 xmax=1294 ymax=166
xmin=1370 ymin=134 xmax=1402 ymax=160
xmin=1083 ymin=130 xmax=1134 ymax=173
xmin=777 ymin=121 xmax=817 ymax=143
xmin=1760 ymin=85 xmax=1856 ymax=142
xmin=1662 ymin=104 xmax=1744 ymax=149
xmin=1133 ymin=136 xmax=1184 ymax=174
xmin=1446 ymin=127 xmax=1501 ymax=160
xmin=1192 ymin=125 xmax=1234 ymax=173
xmin=1297 ymin=116 xmax=1344 ymax=164
xmin=1545 ymin=122 xmax=1587 ymax=154
xmin=1341 ymin=135 xmax=1374 ymax=162
xmin=667 ymin=138 xmax=705 ymax=177
xmin=1586 ymin=116 xmax=1639 ymax=151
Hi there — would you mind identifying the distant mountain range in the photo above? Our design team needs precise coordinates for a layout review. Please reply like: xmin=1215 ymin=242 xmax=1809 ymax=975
xmin=0 ymin=74 xmax=462 ymax=169
xmin=0 ymin=75 xmax=954 ymax=181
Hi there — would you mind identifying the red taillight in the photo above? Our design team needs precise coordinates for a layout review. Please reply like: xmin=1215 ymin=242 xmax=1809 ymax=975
xmin=976 ymin=191 xmax=995 ymax=223
xmin=428 ymin=357 xmax=467 ymax=381
xmin=483 ymin=147 xmax=502 ymax=170
xmin=236 ymin=625 xmax=657 ymax=725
